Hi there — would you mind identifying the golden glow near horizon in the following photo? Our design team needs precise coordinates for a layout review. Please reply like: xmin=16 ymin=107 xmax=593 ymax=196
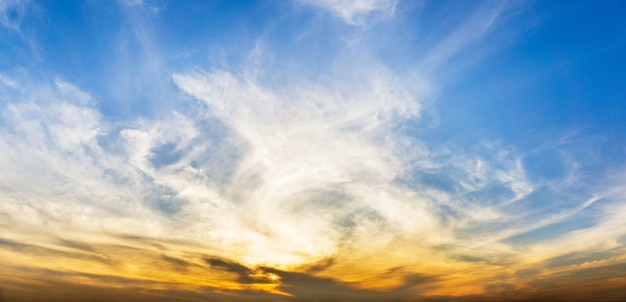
xmin=2 ymin=191 xmax=626 ymax=301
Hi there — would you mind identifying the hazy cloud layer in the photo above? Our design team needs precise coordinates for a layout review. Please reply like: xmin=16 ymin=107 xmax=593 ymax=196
xmin=0 ymin=0 xmax=30 ymax=31
xmin=297 ymin=0 xmax=398 ymax=24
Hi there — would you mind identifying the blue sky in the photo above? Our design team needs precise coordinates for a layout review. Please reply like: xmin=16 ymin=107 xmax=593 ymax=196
xmin=1 ymin=0 xmax=626 ymax=301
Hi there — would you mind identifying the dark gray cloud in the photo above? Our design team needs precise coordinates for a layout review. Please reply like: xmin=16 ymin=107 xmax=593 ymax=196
xmin=56 ymin=238 xmax=97 ymax=253
xmin=204 ymin=257 xmax=263 ymax=284
xmin=261 ymin=267 xmax=437 ymax=302
xmin=161 ymin=255 xmax=194 ymax=271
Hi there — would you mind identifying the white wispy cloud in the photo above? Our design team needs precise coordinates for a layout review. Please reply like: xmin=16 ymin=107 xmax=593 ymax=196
xmin=297 ymin=0 xmax=398 ymax=25
xmin=2 ymin=48 xmax=621 ymax=287
xmin=170 ymin=64 xmax=432 ymax=266
xmin=0 ymin=76 xmax=164 ymax=241
xmin=0 ymin=0 xmax=30 ymax=31
xmin=120 ymin=0 xmax=143 ymax=7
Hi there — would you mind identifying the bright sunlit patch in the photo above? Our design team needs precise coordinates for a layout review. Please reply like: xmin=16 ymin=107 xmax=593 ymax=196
xmin=266 ymin=273 xmax=280 ymax=282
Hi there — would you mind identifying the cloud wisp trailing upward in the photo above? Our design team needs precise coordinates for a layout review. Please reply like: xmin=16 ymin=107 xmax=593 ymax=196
xmin=0 ymin=0 xmax=31 ymax=31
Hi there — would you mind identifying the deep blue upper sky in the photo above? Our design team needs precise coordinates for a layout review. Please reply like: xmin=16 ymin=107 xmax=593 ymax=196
xmin=4 ymin=1 xmax=624 ymax=143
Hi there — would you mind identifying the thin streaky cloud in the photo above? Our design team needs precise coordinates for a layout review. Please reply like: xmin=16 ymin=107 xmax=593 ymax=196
xmin=297 ymin=0 xmax=398 ymax=25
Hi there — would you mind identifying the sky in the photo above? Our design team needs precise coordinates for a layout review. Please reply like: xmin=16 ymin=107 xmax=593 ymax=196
xmin=1 ymin=0 xmax=626 ymax=301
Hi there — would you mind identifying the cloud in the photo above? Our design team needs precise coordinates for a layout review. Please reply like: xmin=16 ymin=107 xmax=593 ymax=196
xmin=0 ymin=0 xmax=30 ymax=31
xmin=2 ymin=53 xmax=624 ymax=300
xmin=0 ymin=61 xmax=435 ymax=289
xmin=120 ymin=0 xmax=143 ymax=7
xmin=171 ymin=65 xmax=436 ymax=268
xmin=297 ymin=0 xmax=398 ymax=25
xmin=415 ymin=2 xmax=527 ymax=76
xmin=0 ymin=74 xmax=168 ymax=245
xmin=167 ymin=60 xmax=566 ymax=292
